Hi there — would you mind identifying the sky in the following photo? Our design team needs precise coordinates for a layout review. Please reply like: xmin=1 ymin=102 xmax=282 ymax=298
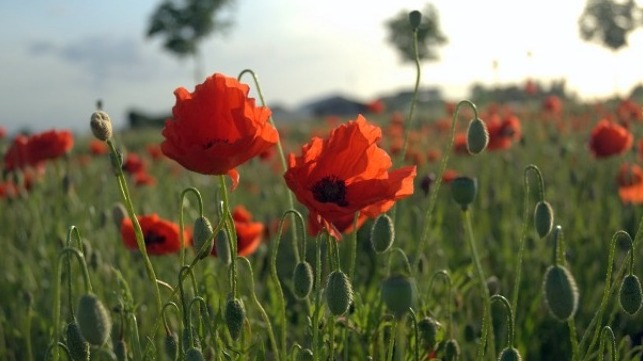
xmin=1 ymin=0 xmax=643 ymax=134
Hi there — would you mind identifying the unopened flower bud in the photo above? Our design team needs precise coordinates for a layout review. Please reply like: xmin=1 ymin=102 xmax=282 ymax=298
xmin=418 ymin=317 xmax=439 ymax=351
xmin=65 ymin=321 xmax=90 ymax=361
xmin=225 ymin=294 xmax=246 ymax=340
xmin=193 ymin=216 xmax=214 ymax=260
xmin=325 ymin=270 xmax=353 ymax=316
xmin=466 ymin=118 xmax=489 ymax=154
xmin=445 ymin=339 xmax=460 ymax=361
xmin=381 ymin=274 xmax=417 ymax=318
xmin=292 ymin=261 xmax=314 ymax=300
xmin=498 ymin=347 xmax=522 ymax=361
xmin=90 ymin=111 xmax=113 ymax=141
xmin=371 ymin=214 xmax=395 ymax=254
xmin=164 ymin=332 xmax=178 ymax=361
xmin=215 ymin=231 xmax=232 ymax=265
xmin=534 ymin=201 xmax=554 ymax=238
xmin=114 ymin=339 xmax=128 ymax=361
xmin=619 ymin=274 xmax=642 ymax=316
xmin=185 ymin=347 xmax=205 ymax=361
xmin=450 ymin=176 xmax=477 ymax=210
xmin=77 ymin=293 xmax=112 ymax=346
xmin=543 ymin=265 xmax=579 ymax=321
xmin=408 ymin=10 xmax=422 ymax=29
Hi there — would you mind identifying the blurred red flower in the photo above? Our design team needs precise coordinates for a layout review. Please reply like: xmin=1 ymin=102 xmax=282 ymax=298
xmin=284 ymin=115 xmax=416 ymax=239
xmin=121 ymin=214 xmax=189 ymax=255
xmin=542 ymin=95 xmax=563 ymax=115
xmin=486 ymin=114 xmax=522 ymax=151
xmin=146 ymin=144 xmax=164 ymax=160
xmin=211 ymin=205 xmax=264 ymax=257
xmin=122 ymin=153 xmax=146 ymax=174
xmin=589 ymin=119 xmax=632 ymax=158
xmin=367 ymin=99 xmax=385 ymax=114
xmin=161 ymin=73 xmax=279 ymax=189
xmin=3 ymin=135 xmax=30 ymax=171
xmin=27 ymin=129 xmax=73 ymax=165
xmin=616 ymin=163 xmax=643 ymax=204
xmin=89 ymin=139 xmax=108 ymax=155
xmin=0 ymin=181 xmax=19 ymax=200
xmin=134 ymin=171 xmax=156 ymax=187
xmin=0 ymin=126 xmax=6 ymax=139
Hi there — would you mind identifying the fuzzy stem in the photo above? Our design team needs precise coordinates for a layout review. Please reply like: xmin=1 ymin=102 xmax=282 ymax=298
xmin=387 ymin=247 xmax=413 ymax=276
xmin=427 ymin=270 xmax=453 ymax=338
xmin=347 ymin=212 xmax=359 ymax=280
xmin=462 ymin=209 xmax=495 ymax=360
xmin=568 ymin=319 xmax=581 ymax=361
xmin=218 ymin=175 xmax=239 ymax=297
xmin=396 ymin=26 xmax=422 ymax=166
xmin=409 ymin=308 xmax=420 ymax=361
xmin=598 ymin=326 xmax=616 ymax=361
xmin=179 ymin=187 xmax=205 ymax=266
xmin=312 ymin=231 xmax=326 ymax=361
xmin=44 ymin=342 xmax=72 ymax=361
xmin=65 ymin=226 xmax=84 ymax=319
xmin=490 ymin=295 xmax=515 ymax=348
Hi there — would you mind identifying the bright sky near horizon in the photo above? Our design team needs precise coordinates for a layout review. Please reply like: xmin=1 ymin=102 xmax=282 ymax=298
xmin=1 ymin=0 xmax=643 ymax=134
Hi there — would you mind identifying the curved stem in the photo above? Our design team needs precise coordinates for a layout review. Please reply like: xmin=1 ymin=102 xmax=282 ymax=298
xmin=162 ymin=302 xmax=180 ymax=335
xmin=387 ymin=247 xmax=413 ymax=276
xmin=598 ymin=326 xmax=616 ymax=361
xmin=65 ymin=226 xmax=85 ymax=319
xmin=178 ymin=265 xmax=195 ymax=335
xmin=415 ymin=100 xmax=480 ymax=272
xmin=396 ymin=26 xmax=422 ymax=166
xmin=44 ymin=342 xmax=72 ymax=361
xmin=490 ymin=295 xmax=515 ymax=348
xmin=312 ymin=231 xmax=327 ymax=361
xmin=427 ymin=270 xmax=453 ymax=338
xmin=187 ymin=296 xmax=210 ymax=348
xmin=409 ymin=308 xmax=420 ymax=361
xmin=179 ymin=187 xmax=205 ymax=266
xmin=107 ymin=139 xmax=162 ymax=315
xmin=219 ymin=175 xmax=238 ymax=297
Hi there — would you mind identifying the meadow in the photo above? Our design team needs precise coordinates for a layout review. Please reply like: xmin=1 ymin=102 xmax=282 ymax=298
xmin=1 ymin=69 xmax=643 ymax=361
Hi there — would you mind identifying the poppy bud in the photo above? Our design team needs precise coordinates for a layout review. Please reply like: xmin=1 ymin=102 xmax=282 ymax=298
xmin=543 ymin=265 xmax=579 ymax=321
xmin=498 ymin=347 xmax=522 ymax=361
xmin=417 ymin=317 xmax=439 ymax=351
xmin=381 ymin=274 xmax=417 ymax=318
xmin=164 ymin=332 xmax=178 ymax=361
xmin=445 ymin=339 xmax=460 ymax=361
xmin=370 ymin=214 xmax=395 ymax=254
xmin=534 ymin=201 xmax=554 ymax=238
xmin=185 ymin=347 xmax=205 ymax=361
xmin=325 ymin=270 xmax=353 ymax=316
xmin=90 ymin=110 xmax=113 ymax=141
xmin=225 ymin=295 xmax=246 ymax=340
xmin=466 ymin=118 xmax=489 ymax=155
xmin=292 ymin=261 xmax=314 ymax=300
xmin=215 ymin=231 xmax=232 ymax=265
xmin=450 ymin=176 xmax=477 ymax=210
xmin=193 ymin=216 xmax=214 ymax=260
xmin=619 ymin=274 xmax=642 ymax=316
xmin=112 ymin=203 xmax=127 ymax=231
xmin=408 ymin=10 xmax=422 ymax=29
xmin=298 ymin=348 xmax=314 ymax=361
xmin=65 ymin=322 xmax=90 ymax=361
xmin=114 ymin=339 xmax=128 ymax=361
xmin=77 ymin=293 xmax=111 ymax=346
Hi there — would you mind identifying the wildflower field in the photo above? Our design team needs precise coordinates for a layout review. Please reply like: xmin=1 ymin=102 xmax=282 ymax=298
xmin=2 ymin=23 xmax=643 ymax=361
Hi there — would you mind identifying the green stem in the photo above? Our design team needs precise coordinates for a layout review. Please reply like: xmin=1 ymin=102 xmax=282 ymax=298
xmin=218 ymin=175 xmax=239 ymax=297
xmin=387 ymin=247 xmax=413 ymax=276
xmin=347 ymin=212 xmax=359 ymax=280
xmin=462 ymin=210 xmax=495 ymax=361
xmin=490 ymin=295 xmax=515 ymax=348
xmin=397 ymin=27 xmax=422 ymax=166
xmin=65 ymin=226 xmax=84 ymax=319
xmin=598 ymin=326 xmax=616 ymax=361
xmin=107 ymin=140 xmax=163 ymax=315
xmin=427 ymin=270 xmax=453 ymax=338
xmin=128 ymin=312 xmax=143 ymax=360
xmin=409 ymin=308 xmax=420 ymax=361
xmin=237 ymin=256 xmax=280 ymax=360
xmin=44 ymin=342 xmax=72 ymax=361
xmin=386 ymin=320 xmax=397 ymax=361
xmin=329 ymin=314 xmax=335 ymax=361
xmin=415 ymin=100 xmax=480 ymax=272
xmin=312 ymin=231 xmax=326 ymax=361
xmin=24 ymin=301 xmax=33 ymax=361
xmin=179 ymin=187 xmax=205 ymax=266
xmin=568 ymin=319 xmax=581 ymax=361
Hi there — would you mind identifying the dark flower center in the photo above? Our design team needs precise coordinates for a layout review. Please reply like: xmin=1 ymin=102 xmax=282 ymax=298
xmin=144 ymin=231 xmax=166 ymax=245
xmin=311 ymin=176 xmax=348 ymax=207
xmin=203 ymin=138 xmax=230 ymax=149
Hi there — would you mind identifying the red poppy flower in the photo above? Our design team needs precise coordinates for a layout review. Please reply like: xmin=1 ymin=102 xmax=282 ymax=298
xmin=284 ymin=115 xmax=417 ymax=239
xmin=0 ymin=181 xmax=19 ymax=199
xmin=367 ymin=99 xmax=385 ymax=114
xmin=161 ymin=73 xmax=279 ymax=189
xmin=27 ymin=129 xmax=73 ymax=165
xmin=0 ymin=126 xmax=6 ymax=140
xmin=122 ymin=153 xmax=146 ymax=174
xmin=524 ymin=79 xmax=539 ymax=96
xmin=3 ymin=135 xmax=30 ymax=171
xmin=589 ymin=119 xmax=633 ymax=158
xmin=442 ymin=169 xmax=458 ymax=183
xmin=616 ymin=99 xmax=642 ymax=123
xmin=617 ymin=163 xmax=643 ymax=204
xmin=146 ymin=144 xmax=164 ymax=160
xmin=486 ymin=114 xmax=522 ymax=151
xmin=211 ymin=205 xmax=264 ymax=257
xmin=453 ymin=133 xmax=469 ymax=155
xmin=89 ymin=139 xmax=108 ymax=156
xmin=121 ymin=214 xmax=189 ymax=255
xmin=134 ymin=171 xmax=156 ymax=187
xmin=542 ymin=95 xmax=562 ymax=115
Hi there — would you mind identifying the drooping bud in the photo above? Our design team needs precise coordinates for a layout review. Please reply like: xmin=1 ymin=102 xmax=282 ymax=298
xmin=298 ymin=348 xmax=314 ymax=361
xmin=417 ymin=317 xmax=440 ymax=351
xmin=225 ymin=295 xmax=246 ymax=340
xmin=65 ymin=322 xmax=90 ymax=361
xmin=325 ymin=270 xmax=353 ymax=316
xmin=114 ymin=339 xmax=128 ymax=361
xmin=90 ymin=110 xmax=113 ymax=141
xmin=215 ymin=231 xmax=232 ymax=265
xmin=292 ymin=261 xmax=314 ymax=300
xmin=498 ymin=347 xmax=522 ymax=361
xmin=534 ymin=201 xmax=554 ymax=238
xmin=370 ymin=214 xmax=395 ymax=254
xmin=381 ymin=274 xmax=417 ymax=318
xmin=77 ymin=293 xmax=112 ymax=346
xmin=445 ymin=339 xmax=460 ymax=361
xmin=619 ymin=274 xmax=642 ymax=316
xmin=193 ymin=216 xmax=214 ymax=260
xmin=466 ymin=118 xmax=489 ymax=154
xmin=164 ymin=332 xmax=179 ymax=361
xmin=450 ymin=176 xmax=477 ymax=210
xmin=543 ymin=265 xmax=579 ymax=321
xmin=185 ymin=347 xmax=205 ymax=361
xmin=408 ymin=10 xmax=422 ymax=30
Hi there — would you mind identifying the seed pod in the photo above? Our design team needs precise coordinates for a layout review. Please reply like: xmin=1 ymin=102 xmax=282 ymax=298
xmin=77 ymin=293 xmax=112 ymax=346
xmin=65 ymin=322 xmax=90 ymax=361
xmin=114 ymin=339 xmax=128 ymax=361
xmin=619 ymin=274 xmax=643 ymax=316
xmin=325 ymin=270 xmax=353 ymax=316
xmin=184 ymin=347 xmax=205 ymax=361
xmin=215 ymin=231 xmax=232 ymax=265
xmin=193 ymin=216 xmax=214 ymax=260
xmin=381 ymin=274 xmax=417 ymax=318
xmin=466 ymin=118 xmax=489 ymax=155
xmin=417 ymin=317 xmax=439 ymax=351
xmin=450 ymin=177 xmax=477 ymax=210
xmin=292 ymin=261 xmax=314 ymax=299
xmin=498 ymin=347 xmax=522 ymax=361
xmin=164 ymin=332 xmax=178 ymax=361
xmin=370 ymin=214 xmax=395 ymax=254
xmin=534 ymin=201 xmax=554 ymax=239
xmin=408 ymin=10 xmax=422 ymax=29
xmin=90 ymin=110 xmax=113 ymax=141
xmin=445 ymin=339 xmax=460 ymax=361
xmin=298 ymin=348 xmax=314 ymax=361
xmin=225 ymin=295 xmax=246 ymax=340
xmin=543 ymin=265 xmax=579 ymax=321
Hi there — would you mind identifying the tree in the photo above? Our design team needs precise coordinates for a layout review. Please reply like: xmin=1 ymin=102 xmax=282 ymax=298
xmin=386 ymin=4 xmax=447 ymax=63
xmin=147 ymin=0 xmax=234 ymax=80
xmin=578 ymin=0 xmax=643 ymax=51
